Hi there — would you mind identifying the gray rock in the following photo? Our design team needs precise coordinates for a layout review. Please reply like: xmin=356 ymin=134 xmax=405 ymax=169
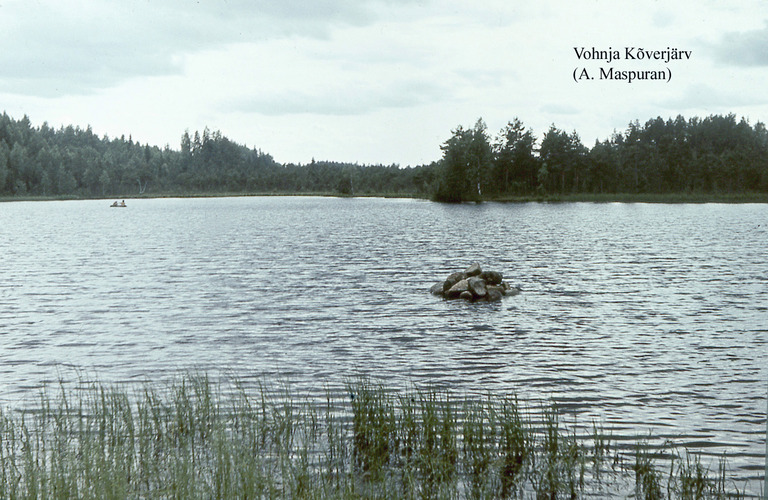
xmin=430 ymin=282 xmax=444 ymax=296
xmin=446 ymin=278 xmax=470 ymax=298
xmin=464 ymin=262 xmax=482 ymax=277
xmin=430 ymin=264 xmax=520 ymax=302
xmin=467 ymin=277 xmax=487 ymax=297
xmin=487 ymin=285 xmax=505 ymax=295
xmin=480 ymin=270 xmax=503 ymax=285
xmin=443 ymin=271 xmax=467 ymax=293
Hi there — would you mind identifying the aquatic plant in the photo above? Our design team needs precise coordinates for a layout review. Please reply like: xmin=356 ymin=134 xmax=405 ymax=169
xmin=0 ymin=374 xmax=749 ymax=499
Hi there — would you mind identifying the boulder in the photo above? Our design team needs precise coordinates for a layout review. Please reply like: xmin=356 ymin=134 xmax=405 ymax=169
xmin=487 ymin=285 xmax=505 ymax=295
xmin=446 ymin=278 xmax=470 ymax=298
xmin=429 ymin=263 xmax=520 ymax=302
xmin=486 ymin=288 xmax=503 ymax=302
xmin=464 ymin=262 xmax=482 ymax=277
xmin=443 ymin=272 xmax=467 ymax=293
xmin=467 ymin=277 xmax=487 ymax=298
xmin=480 ymin=270 xmax=503 ymax=285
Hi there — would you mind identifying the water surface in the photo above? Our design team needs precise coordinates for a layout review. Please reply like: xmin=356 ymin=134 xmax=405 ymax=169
xmin=0 ymin=197 xmax=765 ymax=493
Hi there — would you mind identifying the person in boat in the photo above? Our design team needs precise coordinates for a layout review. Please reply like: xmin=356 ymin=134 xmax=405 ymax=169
xmin=111 ymin=201 xmax=118 ymax=207
xmin=120 ymin=200 xmax=126 ymax=207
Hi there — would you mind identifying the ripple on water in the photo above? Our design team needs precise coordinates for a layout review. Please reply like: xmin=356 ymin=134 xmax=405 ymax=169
xmin=0 ymin=198 xmax=766 ymax=494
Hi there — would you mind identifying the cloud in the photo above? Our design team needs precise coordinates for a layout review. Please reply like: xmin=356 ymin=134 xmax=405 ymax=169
xmin=659 ymin=83 xmax=767 ymax=110
xmin=709 ymin=22 xmax=768 ymax=66
xmin=539 ymin=103 xmax=580 ymax=115
xmin=0 ymin=2 xmax=198 ymax=96
xmin=225 ymin=79 xmax=448 ymax=116
xmin=0 ymin=0 xmax=416 ymax=98
xmin=5 ymin=0 xmax=768 ymax=166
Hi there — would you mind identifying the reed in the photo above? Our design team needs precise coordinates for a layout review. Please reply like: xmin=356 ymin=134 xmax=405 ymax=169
xmin=0 ymin=374 xmax=749 ymax=499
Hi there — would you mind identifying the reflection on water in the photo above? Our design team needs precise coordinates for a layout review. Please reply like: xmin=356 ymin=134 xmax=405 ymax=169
xmin=0 ymin=197 xmax=766 ymax=493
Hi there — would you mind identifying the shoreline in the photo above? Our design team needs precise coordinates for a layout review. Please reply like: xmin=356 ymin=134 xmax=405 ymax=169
xmin=2 ymin=191 xmax=768 ymax=204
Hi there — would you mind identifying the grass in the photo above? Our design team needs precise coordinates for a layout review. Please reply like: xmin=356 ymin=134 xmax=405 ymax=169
xmin=0 ymin=374 xmax=754 ymax=499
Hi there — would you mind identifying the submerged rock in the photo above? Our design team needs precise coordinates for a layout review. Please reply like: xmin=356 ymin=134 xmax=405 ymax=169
xmin=430 ymin=264 xmax=520 ymax=303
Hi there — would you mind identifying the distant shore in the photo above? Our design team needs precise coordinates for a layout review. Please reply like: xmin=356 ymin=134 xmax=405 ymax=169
xmin=2 ymin=191 xmax=768 ymax=204
xmin=488 ymin=192 xmax=768 ymax=203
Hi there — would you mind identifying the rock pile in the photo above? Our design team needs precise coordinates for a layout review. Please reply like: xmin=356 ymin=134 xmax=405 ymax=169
xmin=430 ymin=263 xmax=521 ymax=302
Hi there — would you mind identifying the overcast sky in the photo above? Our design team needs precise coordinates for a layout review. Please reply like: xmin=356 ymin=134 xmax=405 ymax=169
xmin=2 ymin=0 xmax=767 ymax=166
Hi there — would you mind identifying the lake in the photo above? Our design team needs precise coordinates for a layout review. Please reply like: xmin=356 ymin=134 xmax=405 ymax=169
xmin=0 ymin=196 xmax=766 ymax=493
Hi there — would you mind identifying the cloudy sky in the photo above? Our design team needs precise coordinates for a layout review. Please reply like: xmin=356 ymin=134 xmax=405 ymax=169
xmin=2 ymin=0 xmax=767 ymax=166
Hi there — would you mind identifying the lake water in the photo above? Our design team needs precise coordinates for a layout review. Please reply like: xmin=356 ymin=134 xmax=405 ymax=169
xmin=1 ymin=197 xmax=766 ymax=493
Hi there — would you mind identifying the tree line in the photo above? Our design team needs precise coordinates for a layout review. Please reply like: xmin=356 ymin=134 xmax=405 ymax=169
xmin=1 ymin=111 xmax=766 ymax=201
xmin=434 ymin=114 xmax=768 ymax=201
xmin=0 ymin=113 xmax=433 ymax=199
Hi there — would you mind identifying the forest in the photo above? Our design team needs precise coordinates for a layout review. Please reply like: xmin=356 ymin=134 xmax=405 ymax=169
xmin=0 ymin=111 xmax=766 ymax=201
xmin=434 ymin=114 xmax=768 ymax=201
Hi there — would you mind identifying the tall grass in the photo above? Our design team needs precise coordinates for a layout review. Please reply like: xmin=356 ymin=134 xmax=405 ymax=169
xmin=0 ymin=375 xmax=751 ymax=499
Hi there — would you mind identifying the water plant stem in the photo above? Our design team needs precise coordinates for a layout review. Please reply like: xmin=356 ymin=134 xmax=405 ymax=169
xmin=0 ymin=375 xmax=753 ymax=499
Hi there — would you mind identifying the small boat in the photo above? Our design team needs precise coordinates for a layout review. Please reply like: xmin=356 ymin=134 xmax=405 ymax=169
xmin=110 ymin=201 xmax=127 ymax=208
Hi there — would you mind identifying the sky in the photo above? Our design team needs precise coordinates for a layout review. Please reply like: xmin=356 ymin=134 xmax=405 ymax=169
xmin=1 ymin=0 xmax=768 ymax=167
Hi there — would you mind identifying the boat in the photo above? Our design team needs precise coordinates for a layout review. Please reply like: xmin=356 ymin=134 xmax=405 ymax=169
xmin=110 ymin=201 xmax=127 ymax=207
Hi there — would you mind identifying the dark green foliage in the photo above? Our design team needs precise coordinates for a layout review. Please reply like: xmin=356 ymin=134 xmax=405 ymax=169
xmin=433 ymin=113 xmax=768 ymax=202
xmin=0 ymin=113 xmax=431 ymax=199
xmin=1 ymin=110 xmax=766 ymax=201
xmin=539 ymin=126 xmax=589 ymax=194
xmin=433 ymin=119 xmax=492 ymax=202
xmin=492 ymin=118 xmax=538 ymax=195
